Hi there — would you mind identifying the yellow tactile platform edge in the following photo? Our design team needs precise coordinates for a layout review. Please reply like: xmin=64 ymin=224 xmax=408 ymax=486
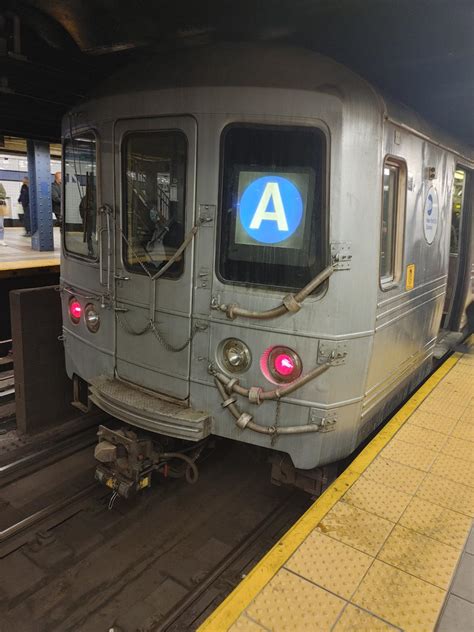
xmin=199 ymin=340 xmax=474 ymax=632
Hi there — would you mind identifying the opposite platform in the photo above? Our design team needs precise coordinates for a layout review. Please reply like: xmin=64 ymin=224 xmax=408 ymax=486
xmin=200 ymin=343 xmax=474 ymax=632
xmin=0 ymin=227 xmax=60 ymax=275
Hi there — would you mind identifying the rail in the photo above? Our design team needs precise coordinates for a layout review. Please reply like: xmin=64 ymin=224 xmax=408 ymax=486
xmin=0 ymin=428 xmax=97 ymax=488
xmin=0 ymin=482 xmax=97 ymax=544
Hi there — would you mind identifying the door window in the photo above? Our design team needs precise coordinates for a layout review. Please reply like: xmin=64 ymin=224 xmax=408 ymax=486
xmin=122 ymin=131 xmax=187 ymax=278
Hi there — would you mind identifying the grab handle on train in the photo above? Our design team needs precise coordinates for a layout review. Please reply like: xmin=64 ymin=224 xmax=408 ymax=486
xmin=98 ymin=204 xmax=113 ymax=292
xmin=212 ymin=264 xmax=334 ymax=320
xmin=212 ymin=362 xmax=330 ymax=404
xmin=214 ymin=367 xmax=331 ymax=437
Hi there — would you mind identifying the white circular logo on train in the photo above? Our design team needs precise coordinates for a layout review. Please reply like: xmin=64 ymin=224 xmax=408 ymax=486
xmin=423 ymin=187 xmax=439 ymax=244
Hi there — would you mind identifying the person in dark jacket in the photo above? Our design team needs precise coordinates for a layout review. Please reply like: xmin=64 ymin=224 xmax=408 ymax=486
xmin=18 ymin=176 xmax=31 ymax=236
xmin=51 ymin=171 xmax=62 ymax=224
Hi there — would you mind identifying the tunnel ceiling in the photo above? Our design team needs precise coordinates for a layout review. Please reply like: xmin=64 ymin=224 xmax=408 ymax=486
xmin=1 ymin=0 xmax=473 ymax=146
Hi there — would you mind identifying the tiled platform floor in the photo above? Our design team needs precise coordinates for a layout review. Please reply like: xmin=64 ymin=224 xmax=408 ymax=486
xmin=0 ymin=227 xmax=60 ymax=272
xmin=200 ymin=346 xmax=474 ymax=632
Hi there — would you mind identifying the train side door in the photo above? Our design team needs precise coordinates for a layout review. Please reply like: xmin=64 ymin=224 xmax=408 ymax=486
xmin=113 ymin=117 xmax=197 ymax=399
xmin=443 ymin=166 xmax=473 ymax=331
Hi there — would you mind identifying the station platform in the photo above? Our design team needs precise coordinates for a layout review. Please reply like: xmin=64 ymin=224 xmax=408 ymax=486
xmin=200 ymin=343 xmax=473 ymax=632
xmin=0 ymin=227 xmax=60 ymax=277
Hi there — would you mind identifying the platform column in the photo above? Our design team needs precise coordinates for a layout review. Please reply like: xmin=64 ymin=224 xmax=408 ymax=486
xmin=26 ymin=140 xmax=54 ymax=251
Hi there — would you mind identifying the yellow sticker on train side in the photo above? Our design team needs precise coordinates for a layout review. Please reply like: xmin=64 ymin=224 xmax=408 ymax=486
xmin=406 ymin=263 xmax=415 ymax=290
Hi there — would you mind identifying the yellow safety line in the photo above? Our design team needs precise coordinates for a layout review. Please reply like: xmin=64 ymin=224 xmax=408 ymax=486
xmin=199 ymin=351 xmax=464 ymax=632
xmin=0 ymin=258 xmax=60 ymax=271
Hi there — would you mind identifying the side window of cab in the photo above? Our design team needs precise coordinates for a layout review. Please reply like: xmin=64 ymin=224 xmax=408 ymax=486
xmin=64 ymin=132 xmax=98 ymax=259
xmin=380 ymin=157 xmax=406 ymax=287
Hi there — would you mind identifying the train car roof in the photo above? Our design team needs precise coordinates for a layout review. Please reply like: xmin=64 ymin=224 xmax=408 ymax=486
xmin=79 ymin=43 xmax=474 ymax=162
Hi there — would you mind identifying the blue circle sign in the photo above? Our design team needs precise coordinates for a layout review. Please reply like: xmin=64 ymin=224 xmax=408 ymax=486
xmin=238 ymin=176 xmax=304 ymax=244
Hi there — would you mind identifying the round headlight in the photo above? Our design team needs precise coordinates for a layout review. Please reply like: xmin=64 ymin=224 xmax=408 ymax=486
xmin=84 ymin=303 xmax=100 ymax=333
xmin=69 ymin=298 xmax=82 ymax=324
xmin=220 ymin=338 xmax=251 ymax=373
xmin=267 ymin=346 xmax=302 ymax=384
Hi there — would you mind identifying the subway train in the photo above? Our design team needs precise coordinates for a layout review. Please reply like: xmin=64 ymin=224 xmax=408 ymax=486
xmin=60 ymin=44 xmax=473 ymax=496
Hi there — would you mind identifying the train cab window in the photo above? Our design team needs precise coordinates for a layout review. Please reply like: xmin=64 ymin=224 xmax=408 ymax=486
xmin=122 ymin=131 xmax=187 ymax=278
xmin=64 ymin=132 xmax=98 ymax=259
xmin=218 ymin=124 xmax=327 ymax=291
xmin=380 ymin=158 xmax=406 ymax=286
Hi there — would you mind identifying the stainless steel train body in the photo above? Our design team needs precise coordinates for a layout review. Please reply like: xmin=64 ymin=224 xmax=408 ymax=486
xmin=60 ymin=44 xmax=473 ymax=471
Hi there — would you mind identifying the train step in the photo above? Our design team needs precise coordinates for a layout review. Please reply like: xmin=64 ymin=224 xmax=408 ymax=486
xmin=89 ymin=376 xmax=211 ymax=442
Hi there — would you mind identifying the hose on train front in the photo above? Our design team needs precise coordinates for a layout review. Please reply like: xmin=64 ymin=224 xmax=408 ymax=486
xmin=214 ymin=369 xmax=331 ymax=436
xmin=213 ymin=264 xmax=334 ymax=320
xmin=160 ymin=452 xmax=199 ymax=484
xmin=212 ymin=362 xmax=330 ymax=404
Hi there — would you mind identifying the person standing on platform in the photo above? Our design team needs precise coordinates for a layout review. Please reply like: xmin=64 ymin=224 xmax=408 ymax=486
xmin=51 ymin=171 xmax=62 ymax=225
xmin=18 ymin=176 xmax=31 ymax=236
xmin=0 ymin=182 xmax=8 ymax=246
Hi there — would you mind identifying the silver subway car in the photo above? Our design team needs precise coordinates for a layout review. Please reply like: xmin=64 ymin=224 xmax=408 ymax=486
xmin=60 ymin=44 xmax=473 ymax=494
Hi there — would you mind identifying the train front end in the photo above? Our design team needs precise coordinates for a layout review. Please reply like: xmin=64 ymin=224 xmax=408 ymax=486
xmin=60 ymin=45 xmax=381 ymax=495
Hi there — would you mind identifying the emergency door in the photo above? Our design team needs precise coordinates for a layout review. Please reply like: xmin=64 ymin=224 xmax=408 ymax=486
xmin=114 ymin=116 xmax=196 ymax=399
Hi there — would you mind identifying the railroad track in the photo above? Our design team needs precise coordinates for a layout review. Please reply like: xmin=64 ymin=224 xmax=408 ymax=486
xmin=154 ymin=492 xmax=307 ymax=632
xmin=0 ymin=426 xmax=98 ymax=488
xmin=0 ymin=440 xmax=310 ymax=632
xmin=0 ymin=348 xmax=14 ymax=404
xmin=0 ymin=445 xmax=103 ymax=557
xmin=0 ymin=411 xmax=112 ymax=555
xmin=0 ymin=480 xmax=99 ymax=546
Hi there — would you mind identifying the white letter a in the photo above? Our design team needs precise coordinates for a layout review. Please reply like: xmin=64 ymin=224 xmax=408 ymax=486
xmin=249 ymin=182 xmax=288 ymax=231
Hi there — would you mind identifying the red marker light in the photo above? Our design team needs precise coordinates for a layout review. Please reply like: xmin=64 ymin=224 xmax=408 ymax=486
xmin=274 ymin=353 xmax=295 ymax=377
xmin=262 ymin=346 xmax=303 ymax=384
xmin=70 ymin=301 xmax=82 ymax=319
xmin=69 ymin=299 xmax=82 ymax=323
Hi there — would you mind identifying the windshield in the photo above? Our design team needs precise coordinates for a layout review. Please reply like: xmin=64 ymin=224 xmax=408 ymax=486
xmin=64 ymin=132 xmax=98 ymax=259
xmin=218 ymin=124 xmax=327 ymax=291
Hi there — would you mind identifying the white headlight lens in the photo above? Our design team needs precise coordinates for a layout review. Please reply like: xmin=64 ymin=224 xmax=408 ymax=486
xmin=84 ymin=303 xmax=100 ymax=333
xmin=220 ymin=338 xmax=251 ymax=373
